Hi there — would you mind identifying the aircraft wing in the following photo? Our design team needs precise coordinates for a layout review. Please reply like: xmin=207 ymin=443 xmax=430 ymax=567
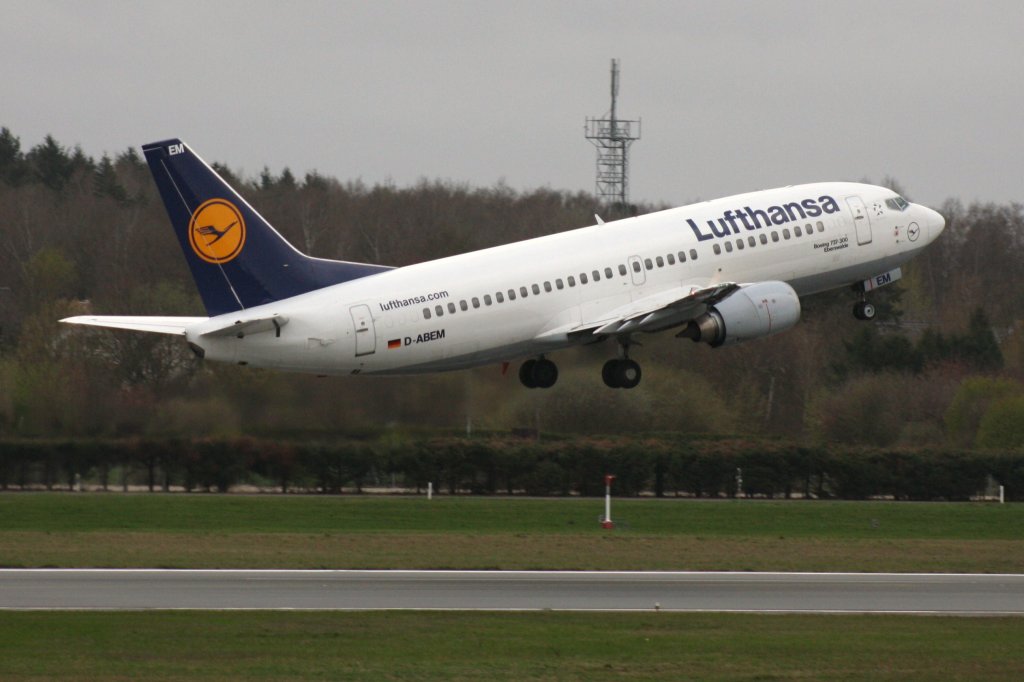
xmin=535 ymin=282 xmax=739 ymax=343
xmin=583 ymin=282 xmax=739 ymax=336
xmin=60 ymin=316 xmax=208 ymax=335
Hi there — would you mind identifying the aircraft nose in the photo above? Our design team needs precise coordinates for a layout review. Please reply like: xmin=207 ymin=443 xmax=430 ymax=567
xmin=916 ymin=205 xmax=945 ymax=243
xmin=926 ymin=206 xmax=946 ymax=240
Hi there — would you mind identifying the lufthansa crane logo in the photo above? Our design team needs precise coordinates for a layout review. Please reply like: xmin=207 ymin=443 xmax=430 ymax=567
xmin=188 ymin=199 xmax=246 ymax=263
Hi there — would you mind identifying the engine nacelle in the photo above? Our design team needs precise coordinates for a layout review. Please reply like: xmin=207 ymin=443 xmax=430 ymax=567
xmin=679 ymin=281 xmax=801 ymax=347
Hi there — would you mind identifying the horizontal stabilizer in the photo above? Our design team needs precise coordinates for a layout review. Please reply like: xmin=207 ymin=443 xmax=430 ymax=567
xmin=60 ymin=316 xmax=207 ymax=335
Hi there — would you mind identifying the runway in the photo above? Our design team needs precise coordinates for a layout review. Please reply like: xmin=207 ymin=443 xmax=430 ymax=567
xmin=2 ymin=570 xmax=1024 ymax=613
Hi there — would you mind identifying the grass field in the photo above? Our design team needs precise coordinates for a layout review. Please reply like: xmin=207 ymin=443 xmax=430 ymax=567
xmin=1 ymin=493 xmax=1022 ymax=571
xmin=1 ymin=611 xmax=1023 ymax=680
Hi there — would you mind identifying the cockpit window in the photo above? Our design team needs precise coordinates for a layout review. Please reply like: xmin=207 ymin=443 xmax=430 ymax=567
xmin=885 ymin=196 xmax=910 ymax=212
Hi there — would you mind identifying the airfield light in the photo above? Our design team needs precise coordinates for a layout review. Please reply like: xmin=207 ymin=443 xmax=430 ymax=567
xmin=601 ymin=474 xmax=615 ymax=529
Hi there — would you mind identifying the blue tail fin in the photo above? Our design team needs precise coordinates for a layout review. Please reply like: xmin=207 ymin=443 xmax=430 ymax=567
xmin=142 ymin=138 xmax=391 ymax=317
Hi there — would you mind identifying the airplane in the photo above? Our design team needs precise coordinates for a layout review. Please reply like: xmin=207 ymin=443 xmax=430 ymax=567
xmin=61 ymin=138 xmax=946 ymax=389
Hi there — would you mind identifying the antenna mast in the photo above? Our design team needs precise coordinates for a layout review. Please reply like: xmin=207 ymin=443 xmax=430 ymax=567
xmin=585 ymin=59 xmax=641 ymax=215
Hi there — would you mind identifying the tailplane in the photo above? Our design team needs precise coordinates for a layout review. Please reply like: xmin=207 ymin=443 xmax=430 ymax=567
xmin=142 ymin=139 xmax=390 ymax=316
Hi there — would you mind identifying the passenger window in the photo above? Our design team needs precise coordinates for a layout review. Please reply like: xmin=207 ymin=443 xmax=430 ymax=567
xmin=817 ymin=221 xmax=824 ymax=232
xmin=689 ymin=249 xmax=698 ymax=260
xmin=544 ymin=281 xmax=552 ymax=292
xmin=435 ymin=305 xmax=444 ymax=316
xmin=459 ymin=300 xmax=468 ymax=311
xmin=655 ymin=256 xmax=664 ymax=267
xmin=496 ymin=291 xmax=505 ymax=303
xmin=632 ymin=261 xmax=642 ymax=272
xmin=531 ymin=284 xmax=540 ymax=295
xmin=725 ymin=242 xmax=733 ymax=253
xmin=644 ymin=258 xmax=653 ymax=270
xmin=556 ymin=279 xmax=564 ymax=290
xmin=748 ymin=236 xmax=756 ymax=247
xmin=520 ymin=286 xmax=528 ymax=298
xmin=484 ymin=294 xmax=492 ymax=305
xmin=678 ymin=251 xmax=687 ymax=263
xmin=771 ymin=231 xmax=780 ymax=242
xmin=508 ymin=289 xmax=516 ymax=300
xmin=667 ymin=253 xmax=676 ymax=265
xmin=736 ymin=239 xmax=744 ymax=250
xmin=783 ymin=228 xmax=791 ymax=240
xmin=471 ymin=297 xmax=480 ymax=309
xmin=794 ymin=225 xmax=802 ymax=237
xmin=592 ymin=270 xmax=600 ymax=282
xmin=423 ymin=308 xmax=431 ymax=319
xmin=713 ymin=243 xmax=721 ymax=255
xmin=759 ymin=234 xmax=768 ymax=245
xmin=580 ymin=273 xmax=589 ymax=284
xmin=448 ymin=302 xmax=457 ymax=314
xmin=568 ymin=276 xmax=576 ymax=287
xmin=618 ymin=264 xmax=627 ymax=276
xmin=604 ymin=267 xmax=613 ymax=278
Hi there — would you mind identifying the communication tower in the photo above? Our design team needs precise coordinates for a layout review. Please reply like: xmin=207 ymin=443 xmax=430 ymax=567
xmin=585 ymin=59 xmax=641 ymax=213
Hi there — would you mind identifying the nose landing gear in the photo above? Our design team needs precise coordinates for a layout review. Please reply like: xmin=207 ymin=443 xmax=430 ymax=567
xmin=853 ymin=297 xmax=876 ymax=321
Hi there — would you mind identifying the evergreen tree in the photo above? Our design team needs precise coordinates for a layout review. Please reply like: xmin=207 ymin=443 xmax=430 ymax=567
xmin=93 ymin=155 xmax=128 ymax=203
xmin=960 ymin=307 xmax=1003 ymax=371
xmin=0 ymin=127 xmax=27 ymax=186
xmin=840 ymin=326 xmax=921 ymax=376
xmin=115 ymin=147 xmax=145 ymax=171
xmin=27 ymin=135 xmax=73 ymax=191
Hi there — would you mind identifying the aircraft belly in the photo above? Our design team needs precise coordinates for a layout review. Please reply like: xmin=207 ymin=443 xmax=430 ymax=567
xmin=788 ymin=250 xmax=920 ymax=297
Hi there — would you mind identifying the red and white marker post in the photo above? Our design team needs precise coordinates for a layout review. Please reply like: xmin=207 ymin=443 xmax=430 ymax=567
xmin=601 ymin=474 xmax=616 ymax=529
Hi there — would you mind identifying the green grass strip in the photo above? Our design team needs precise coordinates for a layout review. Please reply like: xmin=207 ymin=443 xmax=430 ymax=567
xmin=2 ymin=494 xmax=1022 ymax=538
xmin=1 ymin=611 xmax=1022 ymax=681
xmin=2 ymin=494 xmax=1022 ymax=571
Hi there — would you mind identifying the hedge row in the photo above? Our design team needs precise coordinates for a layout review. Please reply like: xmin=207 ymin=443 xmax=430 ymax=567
xmin=0 ymin=437 xmax=1021 ymax=501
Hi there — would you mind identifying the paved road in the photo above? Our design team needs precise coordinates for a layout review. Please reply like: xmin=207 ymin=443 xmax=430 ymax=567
xmin=2 ymin=570 xmax=1023 ymax=613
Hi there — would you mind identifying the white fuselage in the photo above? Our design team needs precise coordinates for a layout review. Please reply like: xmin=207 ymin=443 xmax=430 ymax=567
xmin=186 ymin=182 xmax=944 ymax=375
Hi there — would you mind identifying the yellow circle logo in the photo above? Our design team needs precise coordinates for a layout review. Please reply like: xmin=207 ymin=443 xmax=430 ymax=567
xmin=188 ymin=199 xmax=246 ymax=264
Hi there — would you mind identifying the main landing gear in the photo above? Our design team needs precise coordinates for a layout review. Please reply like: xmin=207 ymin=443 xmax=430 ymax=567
xmin=602 ymin=358 xmax=641 ymax=389
xmin=518 ymin=341 xmax=644 ymax=390
xmin=519 ymin=356 xmax=558 ymax=389
xmin=602 ymin=342 xmax=642 ymax=389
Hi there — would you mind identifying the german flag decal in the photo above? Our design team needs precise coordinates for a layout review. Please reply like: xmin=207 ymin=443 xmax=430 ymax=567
xmin=387 ymin=339 xmax=401 ymax=349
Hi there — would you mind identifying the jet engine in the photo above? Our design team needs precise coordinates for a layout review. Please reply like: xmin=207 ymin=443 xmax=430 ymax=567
xmin=678 ymin=281 xmax=801 ymax=347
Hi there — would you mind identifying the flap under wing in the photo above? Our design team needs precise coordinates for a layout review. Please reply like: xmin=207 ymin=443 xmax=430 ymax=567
xmin=572 ymin=282 xmax=740 ymax=337
xmin=60 ymin=316 xmax=208 ymax=335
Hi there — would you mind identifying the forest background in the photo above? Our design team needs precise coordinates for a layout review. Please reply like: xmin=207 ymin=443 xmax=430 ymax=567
xmin=0 ymin=127 xmax=1021 ymax=457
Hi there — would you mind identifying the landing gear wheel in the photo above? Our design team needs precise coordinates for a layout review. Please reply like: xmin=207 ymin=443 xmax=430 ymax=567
xmin=602 ymin=359 xmax=642 ymax=389
xmin=602 ymin=359 xmax=621 ymax=388
xmin=532 ymin=358 xmax=558 ymax=389
xmin=519 ymin=358 xmax=557 ymax=389
xmin=519 ymin=359 xmax=537 ymax=388
xmin=616 ymin=359 xmax=642 ymax=389
xmin=853 ymin=301 xmax=876 ymax=321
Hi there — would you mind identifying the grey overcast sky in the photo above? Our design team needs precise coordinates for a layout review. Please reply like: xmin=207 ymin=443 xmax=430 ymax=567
xmin=3 ymin=0 xmax=1022 ymax=209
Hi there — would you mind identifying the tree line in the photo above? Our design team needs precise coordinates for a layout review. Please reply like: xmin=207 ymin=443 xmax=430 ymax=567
xmin=0 ymin=127 xmax=1022 ymax=456
xmin=1 ymin=436 xmax=1020 ymax=501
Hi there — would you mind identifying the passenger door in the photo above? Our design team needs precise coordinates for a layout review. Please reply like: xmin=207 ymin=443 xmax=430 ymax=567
xmin=349 ymin=304 xmax=376 ymax=356
xmin=845 ymin=196 xmax=873 ymax=245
